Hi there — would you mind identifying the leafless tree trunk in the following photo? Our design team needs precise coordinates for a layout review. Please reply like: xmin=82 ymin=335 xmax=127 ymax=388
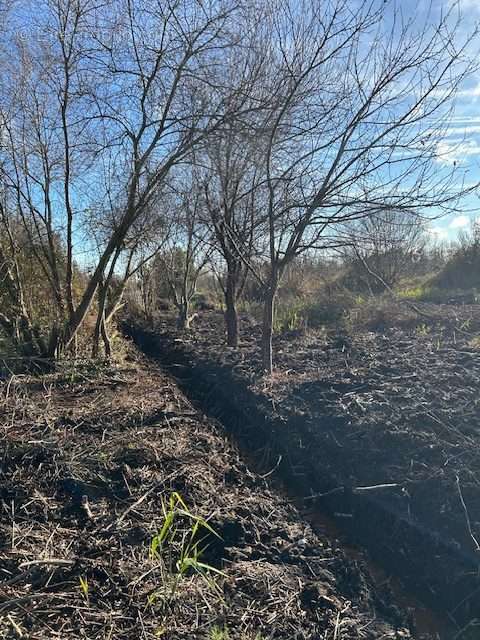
xmin=0 ymin=0 xmax=476 ymax=372
xmin=202 ymin=128 xmax=264 ymax=347
xmin=247 ymin=0 xmax=477 ymax=372
xmin=0 ymin=0 xmax=256 ymax=361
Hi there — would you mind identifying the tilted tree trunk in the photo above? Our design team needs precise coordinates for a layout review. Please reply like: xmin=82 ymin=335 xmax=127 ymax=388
xmin=92 ymin=288 xmax=119 ymax=360
xmin=91 ymin=245 xmax=125 ymax=359
xmin=56 ymin=250 xmax=113 ymax=355
xmin=57 ymin=211 xmax=134 ymax=356
xmin=100 ymin=316 xmax=112 ymax=358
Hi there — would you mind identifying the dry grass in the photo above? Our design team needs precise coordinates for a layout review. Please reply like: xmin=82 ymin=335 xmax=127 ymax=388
xmin=0 ymin=349 xmax=400 ymax=639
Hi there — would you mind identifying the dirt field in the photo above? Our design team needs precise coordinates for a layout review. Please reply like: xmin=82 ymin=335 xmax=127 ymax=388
xmin=138 ymin=303 xmax=480 ymax=635
xmin=0 ymin=351 xmax=417 ymax=639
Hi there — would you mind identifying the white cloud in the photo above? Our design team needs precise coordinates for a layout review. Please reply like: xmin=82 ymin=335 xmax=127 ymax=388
xmin=427 ymin=226 xmax=449 ymax=240
xmin=457 ymin=82 xmax=480 ymax=98
xmin=448 ymin=0 xmax=480 ymax=11
xmin=449 ymin=126 xmax=480 ymax=134
xmin=444 ymin=120 xmax=480 ymax=134
xmin=425 ymin=117 xmax=480 ymax=139
xmin=449 ymin=116 xmax=480 ymax=124
xmin=435 ymin=139 xmax=480 ymax=165
xmin=449 ymin=214 xmax=471 ymax=228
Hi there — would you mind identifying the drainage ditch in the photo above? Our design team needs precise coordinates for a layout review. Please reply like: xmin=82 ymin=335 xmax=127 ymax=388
xmin=128 ymin=324 xmax=480 ymax=638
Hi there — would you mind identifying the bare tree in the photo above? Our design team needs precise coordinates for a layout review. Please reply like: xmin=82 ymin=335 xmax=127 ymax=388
xmin=89 ymin=197 xmax=171 ymax=358
xmin=240 ymin=0 xmax=476 ymax=372
xmin=344 ymin=209 xmax=426 ymax=292
xmin=202 ymin=127 xmax=264 ymax=346
xmin=157 ymin=173 xmax=213 ymax=330
xmin=196 ymin=7 xmax=277 ymax=347
xmin=0 ymin=0 xmax=253 ymax=359
xmin=0 ymin=0 xmax=477 ymax=374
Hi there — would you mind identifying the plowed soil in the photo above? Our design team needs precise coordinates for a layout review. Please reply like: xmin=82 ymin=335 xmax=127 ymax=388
xmin=140 ymin=302 xmax=480 ymax=634
xmin=0 ymin=351 xmax=415 ymax=639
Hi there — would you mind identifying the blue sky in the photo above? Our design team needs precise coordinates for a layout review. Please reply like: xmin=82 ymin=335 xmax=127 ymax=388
xmin=3 ymin=0 xmax=480 ymax=256
xmin=420 ymin=0 xmax=480 ymax=241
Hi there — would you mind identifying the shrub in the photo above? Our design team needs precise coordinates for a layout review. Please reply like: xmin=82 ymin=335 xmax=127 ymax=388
xmin=398 ymin=283 xmax=478 ymax=304
xmin=192 ymin=292 xmax=216 ymax=311
xmin=468 ymin=335 xmax=480 ymax=350
xmin=432 ymin=225 xmax=480 ymax=291
xmin=273 ymin=302 xmax=305 ymax=333
xmin=346 ymin=296 xmax=419 ymax=332
xmin=272 ymin=290 xmax=357 ymax=334
xmin=303 ymin=299 xmax=347 ymax=328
